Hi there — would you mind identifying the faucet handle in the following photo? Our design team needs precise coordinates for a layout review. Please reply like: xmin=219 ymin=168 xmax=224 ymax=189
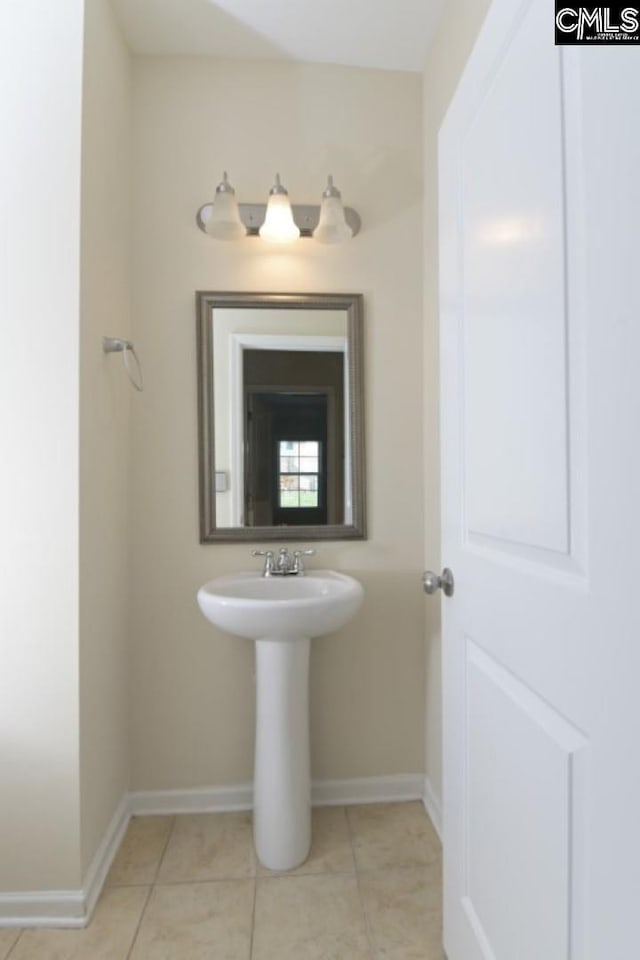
xmin=292 ymin=548 xmax=315 ymax=574
xmin=251 ymin=549 xmax=275 ymax=576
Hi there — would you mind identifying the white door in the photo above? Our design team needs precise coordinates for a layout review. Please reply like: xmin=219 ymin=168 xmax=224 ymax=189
xmin=438 ymin=0 xmax=640 ymax=957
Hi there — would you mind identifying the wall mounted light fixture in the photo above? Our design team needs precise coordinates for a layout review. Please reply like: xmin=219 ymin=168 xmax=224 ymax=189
xmin=196 ymin=172 xmax=361 ymax=244
xmin=259 ymin=174 xmax=300 ymax=244
xmin=203 ymin=171 xmax=246 ymax=241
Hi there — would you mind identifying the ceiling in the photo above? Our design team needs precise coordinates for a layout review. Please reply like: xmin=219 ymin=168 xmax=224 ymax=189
xmin=109 ymin=0 xmax=444 ymax=73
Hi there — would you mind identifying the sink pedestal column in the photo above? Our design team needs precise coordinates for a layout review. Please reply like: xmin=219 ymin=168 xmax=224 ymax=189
xmin=253 ymin=636 xmax=311 ymax=871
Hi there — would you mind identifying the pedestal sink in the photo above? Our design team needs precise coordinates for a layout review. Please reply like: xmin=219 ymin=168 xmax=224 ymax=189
xmin=197 ymin=569 xmax=363 ymax=871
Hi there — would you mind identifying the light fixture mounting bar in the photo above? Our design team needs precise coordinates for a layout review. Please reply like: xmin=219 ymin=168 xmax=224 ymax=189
xmin=196 ymin=202 xmax=361 ymax=238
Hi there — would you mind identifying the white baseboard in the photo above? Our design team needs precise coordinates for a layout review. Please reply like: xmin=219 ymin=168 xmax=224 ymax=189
xmin=0 ymin=890 xmax=86 ymax=929
xmin=129 ymin=783 xmax=253 ymax=815
xmin=130 ymin=773 xmax=426 ymax=816
xmin=422 ymin=775 xmax=443 ymax=840
xmin=0 ymin=773 xmax=431 ymax=929
xmin=82 ymin=794 xmax=131 ymax=920
xmin=312 ymin=773 xmax=425 ymax=806
xmin=0 ymin=793 xmax=130 ymax=929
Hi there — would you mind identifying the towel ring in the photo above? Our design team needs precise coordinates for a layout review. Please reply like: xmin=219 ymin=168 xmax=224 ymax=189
xmin=102 ymin=336 xmax=144 ymax=392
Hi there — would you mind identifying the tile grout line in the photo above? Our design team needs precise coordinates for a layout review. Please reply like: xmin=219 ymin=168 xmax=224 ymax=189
xmin=124 ymin=815 xmax=176 ymax=960
xmin=152 ymin=815 xmax=177 ymax=885
xmin=344 ymin=807 xmax=378 ymax=960
xmin=4 ymin=930 xmax=23 ymax=960
xmin=255 ymin=865 xmax=356 ymax=880
xmin=130 ymin=816 xmax=176 ymax=959
xmin=137 ymin=874 xmax=261 ymax=889
xmin=247 ymin=813 xmax=258 ymax=960
xmin=247 ymin=872 xmax=258 ymax=960
xmin=124 ymin=885 xmax=154 ymax=960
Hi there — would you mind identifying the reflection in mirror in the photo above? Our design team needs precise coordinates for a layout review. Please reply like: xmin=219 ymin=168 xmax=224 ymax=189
xmin=197 ymin=292 xmax=366 ymax=543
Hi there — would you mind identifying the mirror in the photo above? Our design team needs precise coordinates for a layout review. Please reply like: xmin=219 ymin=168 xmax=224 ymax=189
xmin=196 ymin=292 xmax=366 ymax=542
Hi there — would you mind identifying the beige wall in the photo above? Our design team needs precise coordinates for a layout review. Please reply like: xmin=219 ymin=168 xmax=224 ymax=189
xmin=79 ymin=0 xmax=132 ymax=875
xmin=0 ymin=0 xmax=84 ymax=891
xmin=422 ymin=0 xmax=493 ymax=806
xmin=129 ymin=58 xmax=426 ymax=790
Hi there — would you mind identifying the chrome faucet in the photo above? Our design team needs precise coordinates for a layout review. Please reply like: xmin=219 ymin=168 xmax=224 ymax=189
xmin=252 ymin=547 xmax=315 ymax=577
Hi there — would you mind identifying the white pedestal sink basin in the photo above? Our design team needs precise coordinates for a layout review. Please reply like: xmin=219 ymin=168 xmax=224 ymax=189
xmin=197 ymin=570 xmax=363 ymax=871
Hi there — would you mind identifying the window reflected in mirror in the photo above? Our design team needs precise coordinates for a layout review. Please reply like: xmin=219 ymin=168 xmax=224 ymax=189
xmin=279 ymin=440 xmax=321 ymax=507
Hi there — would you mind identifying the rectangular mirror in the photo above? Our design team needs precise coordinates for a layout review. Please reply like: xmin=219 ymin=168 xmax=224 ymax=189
xmin=196 ymin=292 xmax=366 ymax=542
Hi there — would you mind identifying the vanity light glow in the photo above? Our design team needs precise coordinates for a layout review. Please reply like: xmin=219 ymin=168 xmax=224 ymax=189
xmin=258 ymin=175 xmax=300 ymax=243
xmin=196 ymin=173 xmax=361 ymax=243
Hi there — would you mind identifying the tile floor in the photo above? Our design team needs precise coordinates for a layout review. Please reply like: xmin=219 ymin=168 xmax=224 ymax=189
xmin=2 ymin=802 xmax=444 ymax=960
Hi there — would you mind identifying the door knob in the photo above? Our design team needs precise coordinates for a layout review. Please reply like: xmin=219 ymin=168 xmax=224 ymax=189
xmin=423 ymin=568 xmax=455 ymax=597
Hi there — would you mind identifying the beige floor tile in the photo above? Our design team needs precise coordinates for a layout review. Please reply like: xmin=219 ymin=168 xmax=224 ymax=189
xmin=252 ymin=873 xmax=371 ymax=960
xmin=107 ymin=816 xmax=174 ymax=886
xmin=347 ymin=802 xmax=441 ymax=871
xmin=0 ymin=929 xmax=21 ymax=959
xmin=360 ymin=865 xmax=444 ymax=960
xmin=257 ymin=806 xmax=355 ymax=877
xmin=157 ymin=813 xmax=255 ymax=883
xmin=129 ymin=880 xmax=254 ymax=960
xmin=9 ymin=886 xmax=149 ymax=960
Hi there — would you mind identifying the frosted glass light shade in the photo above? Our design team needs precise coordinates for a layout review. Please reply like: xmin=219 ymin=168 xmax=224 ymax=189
xmin=259 ymin=174 xmax=300 ymax=243
xmin=205 ymin=172 xmax=246 ymax=241
xmin=313 ymin=176 xmax=353 ymax=244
